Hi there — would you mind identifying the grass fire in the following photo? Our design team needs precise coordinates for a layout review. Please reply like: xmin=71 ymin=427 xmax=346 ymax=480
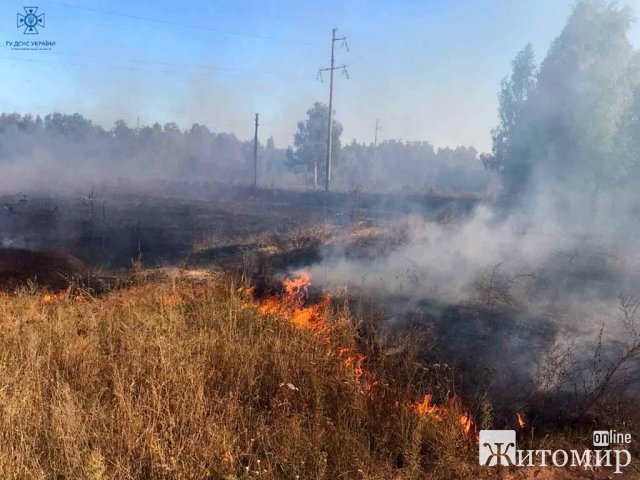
xmin=2 ymin=0 xmax=640 ymax=478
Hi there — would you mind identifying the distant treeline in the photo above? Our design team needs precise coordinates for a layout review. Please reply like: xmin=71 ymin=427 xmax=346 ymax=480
xmin=340 ymin=141 xmax=490 ymax=193
xmin=0 ymin=112 xmax=492 ymax=194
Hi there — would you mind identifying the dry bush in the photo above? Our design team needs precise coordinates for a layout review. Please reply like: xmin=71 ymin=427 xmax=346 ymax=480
xmin=532 ymin=295 xmax=640 ymax=445
xmin=0 ymin=274 xmax=477 ymax=479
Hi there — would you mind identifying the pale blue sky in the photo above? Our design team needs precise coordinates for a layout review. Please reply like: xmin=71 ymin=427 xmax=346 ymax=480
xmin=1 ymin=0 xmax=640 ymax=151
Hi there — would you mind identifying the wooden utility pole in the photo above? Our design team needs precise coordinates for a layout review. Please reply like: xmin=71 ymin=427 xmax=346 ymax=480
xmin=318 ymin=28 xmax=348 ymax=192
xmin=252 ymin=113 xmax=259 ymax=188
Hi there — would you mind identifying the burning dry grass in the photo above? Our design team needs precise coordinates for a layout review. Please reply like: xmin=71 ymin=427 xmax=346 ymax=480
xmin=0 ymin=271 xmax=479 ymax=479
xmin=254 ymin=273 xmax=475 ymax=439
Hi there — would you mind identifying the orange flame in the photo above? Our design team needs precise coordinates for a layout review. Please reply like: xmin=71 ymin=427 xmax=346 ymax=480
xmin=252 ymin=271 xmax=475 ymax=438
xmin=413 ymin=395 xmax=445 ymax=422
xmin=258 ymin=297 xmax=282 ymax=315
xmin=516 ymin=412 xmax=526 ymax=429
xmin=283 ymin=272 xmax=311 ymax=304
xmin=363 ymin=377 xmax=379 ymax=396
xmin=42 ymin=292 xmax=66 ymax=304
xmin=257 ymin=273 xmax=331 ymax=338
xmin=339 ymin=348 xmax=366 ymax=381
xmin=412 ymin=395 xmax=474 ymax=436
xmin=459 ymin=412 xmax=472 ymax=435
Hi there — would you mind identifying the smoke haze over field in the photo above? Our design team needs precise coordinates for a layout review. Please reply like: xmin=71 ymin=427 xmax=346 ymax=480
xmin=308 ymin=1 xmax=640 ymax=408
xmin=0 ymin=112 xmax=492 ymax=194
xmin=3 ymin=1 xmax=640 ymax=150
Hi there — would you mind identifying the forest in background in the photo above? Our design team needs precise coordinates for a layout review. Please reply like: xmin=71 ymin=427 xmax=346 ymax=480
xmin=0 ymin=111 xmax=492 ymax=195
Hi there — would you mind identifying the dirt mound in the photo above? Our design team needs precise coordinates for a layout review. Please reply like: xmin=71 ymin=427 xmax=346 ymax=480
xmin=0 ymin=248 xmax=86 ymax=291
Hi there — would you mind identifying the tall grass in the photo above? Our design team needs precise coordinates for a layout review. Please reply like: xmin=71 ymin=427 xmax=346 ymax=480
xmin=0 ymin=273 xmax=475 ymax=479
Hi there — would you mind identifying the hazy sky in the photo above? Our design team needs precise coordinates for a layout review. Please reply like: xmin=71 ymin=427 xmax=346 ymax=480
xmin=2 ymin=0 xmax=640 ymax=151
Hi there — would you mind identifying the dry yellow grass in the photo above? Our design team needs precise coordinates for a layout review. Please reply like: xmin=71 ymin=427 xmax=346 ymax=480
xmin=0 ymin=273 xmax=477 ymax=479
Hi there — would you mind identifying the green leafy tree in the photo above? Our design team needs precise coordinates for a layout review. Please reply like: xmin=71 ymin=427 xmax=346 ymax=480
xmin=481 ymin=43 xmax=536 ymax=178
xmin=286 ymin=102 xmax=343 ymax=188
xmin=531 ymin=0 xmax=636 ymax=192
xmin=485 ymin=0 xmax=640 ymax=205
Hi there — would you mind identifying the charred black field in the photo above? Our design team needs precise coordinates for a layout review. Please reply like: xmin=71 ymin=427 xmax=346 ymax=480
xmin=0 ymin=187 xmax=476 ymax=272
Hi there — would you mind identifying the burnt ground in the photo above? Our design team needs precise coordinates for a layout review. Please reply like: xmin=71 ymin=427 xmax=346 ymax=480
xmin=0 ymin=248 xmax=86 ymax=291
xmin=0 ymin=186 xmax=477 ymax=290
xmin=0 ymin=187 xmax=477 ymax=289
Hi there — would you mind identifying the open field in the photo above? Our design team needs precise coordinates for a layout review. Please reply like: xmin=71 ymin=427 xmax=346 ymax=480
xmin=0 ymin=188 xmax=639 ymax=478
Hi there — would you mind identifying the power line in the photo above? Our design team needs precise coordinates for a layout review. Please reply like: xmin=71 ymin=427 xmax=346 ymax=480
xmin=47 ymin=50 xmax=247 ymax=73
xmin=0 ymin=54 xmax=315 ymax=82
xmin=1 ymin=47 xmax=244 ymax=73
xmin=45 ymin=50 xmax=311 ymax=79
xmin=0 ymin=54 xmax=242 ymax=77
xmin=317 ymin=28 xmax=349 ymax=192
xmin=0 ymin=55 xmax=85 ymax=68
xmin=44 ymin=0 xmax=319 ymax=47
